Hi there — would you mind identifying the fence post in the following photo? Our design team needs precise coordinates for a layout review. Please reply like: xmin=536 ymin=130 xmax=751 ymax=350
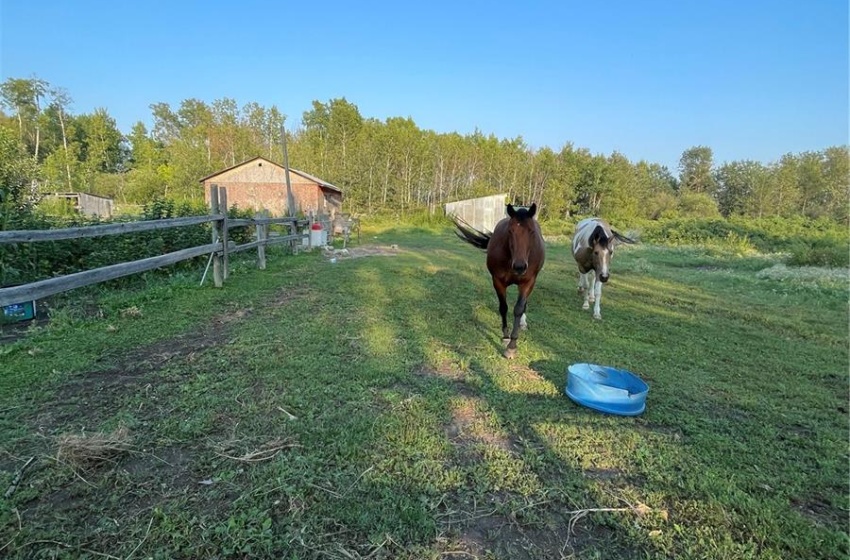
xmin=264 ymin=212 xmax=271 ymax=260
xmin=209 ymin=184 xmax=224 ymax=288
xmin=220 ymin=187 xmax=230 ymax=281
xmin=256 ymin=211 xmax=266 ymax=270
xmin=288 ymin=216 xmax=298 ymax=254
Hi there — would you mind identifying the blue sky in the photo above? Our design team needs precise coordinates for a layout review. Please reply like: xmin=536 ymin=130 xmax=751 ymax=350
xmin=1 ymin=0 xmax=847 ymax=171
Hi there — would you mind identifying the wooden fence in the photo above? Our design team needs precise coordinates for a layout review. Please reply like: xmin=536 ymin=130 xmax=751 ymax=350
xmin=0 ymin=185 xmax=309 ymax=309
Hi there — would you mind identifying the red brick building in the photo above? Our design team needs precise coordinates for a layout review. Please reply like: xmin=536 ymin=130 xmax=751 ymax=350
xmin=200 ymin=156 xmax=343 ymax=216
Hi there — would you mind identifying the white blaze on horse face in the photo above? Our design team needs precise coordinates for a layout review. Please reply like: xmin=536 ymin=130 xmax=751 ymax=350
xmin=598 ymin=246 xmax=611 ymax=280
xmin=591 ymin=240 xmax=611 ymax=282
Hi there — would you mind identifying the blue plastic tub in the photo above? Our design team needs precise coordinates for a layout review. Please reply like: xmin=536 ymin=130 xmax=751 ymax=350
xmin=565 ymin=363 xmax=649 ymax=416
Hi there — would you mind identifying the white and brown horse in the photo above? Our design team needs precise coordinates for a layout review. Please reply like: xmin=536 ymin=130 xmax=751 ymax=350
xmin=571 ymin=218 xmax=635 ymax=319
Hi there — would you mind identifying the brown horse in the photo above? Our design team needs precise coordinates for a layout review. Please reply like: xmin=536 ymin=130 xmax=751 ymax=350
xmin=452 ymin=203 xmax=545 ymax=359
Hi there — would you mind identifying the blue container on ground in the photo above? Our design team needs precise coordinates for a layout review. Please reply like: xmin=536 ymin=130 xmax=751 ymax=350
xmin=565 ymin=363 xmax=649 ymax=416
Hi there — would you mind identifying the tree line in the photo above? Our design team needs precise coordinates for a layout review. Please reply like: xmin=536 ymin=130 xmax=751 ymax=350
xmin=1 ymin=77 xmax=847 ymax=224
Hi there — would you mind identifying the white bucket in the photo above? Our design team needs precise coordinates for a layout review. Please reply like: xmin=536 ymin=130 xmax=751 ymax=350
xmin=310 ymin=223 xmax=324 ymax=247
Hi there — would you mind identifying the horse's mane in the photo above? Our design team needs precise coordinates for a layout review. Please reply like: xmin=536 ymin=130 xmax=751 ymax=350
xmin=450 ymin=215 xmax=490 ymax=250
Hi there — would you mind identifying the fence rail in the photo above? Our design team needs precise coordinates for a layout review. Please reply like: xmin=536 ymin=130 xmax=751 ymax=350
xmin=0 ymin=215 xmax=224 ymax=243
xmin=0 ymin=243 xmax=221 ymax=306
xmin=0 ymin=185 xmax=311 ymax=309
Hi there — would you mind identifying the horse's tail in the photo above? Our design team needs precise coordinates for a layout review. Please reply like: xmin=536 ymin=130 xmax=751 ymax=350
xmin=450 ymin=215 xmax=490 ymax=250
xmin=611 ymin=230 xmax=637 ymax=244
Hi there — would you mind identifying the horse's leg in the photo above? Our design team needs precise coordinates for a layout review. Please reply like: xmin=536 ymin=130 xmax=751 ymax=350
xmin=493 ymin=278 xmax=510 ymax=342
xmin=520 ymin=312 xmax=527 ymax=330
xmin=581 ymin=272 xmax=592 ymax=310
xmin=587 ymin=273 xmax=596 ymax=303
xmin=577 ymin=271 xmax=586 ymax=293
xmin=593 ymin=277 xmax=603 ymax=320
xmin=505 ymin=280 xmax=535 ymax=359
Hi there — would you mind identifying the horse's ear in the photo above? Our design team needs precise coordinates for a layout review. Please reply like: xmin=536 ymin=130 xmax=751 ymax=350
xmin=528 ymin=203 xmax=537 ymax=218
xmin=506 ymin=204 xmax=516 ymax=218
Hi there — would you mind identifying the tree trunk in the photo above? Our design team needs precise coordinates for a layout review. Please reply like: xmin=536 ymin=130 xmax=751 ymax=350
xmin=58 ymin=107 xmax=72 ymax=190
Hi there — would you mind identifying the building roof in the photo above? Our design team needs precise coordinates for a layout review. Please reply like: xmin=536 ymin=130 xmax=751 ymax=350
xmin=49 ymin=192 xmax=114 ymax=201
xmin=198 ymin=156 xmax=342 ymax=193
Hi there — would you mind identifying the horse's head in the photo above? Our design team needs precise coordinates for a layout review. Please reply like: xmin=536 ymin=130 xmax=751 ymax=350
xmin=588 ymin=224 xmax=613 ymax=283
xmin=505 ymin=203 xmax=538 ymax=276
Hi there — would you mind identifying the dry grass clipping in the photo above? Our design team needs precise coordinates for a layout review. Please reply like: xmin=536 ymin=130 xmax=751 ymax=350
xmin=214 ymin=438 xmax=299 ymax=463
xmin=120 ymin=306 xmax=143 ymax=318
xmin=56 ymin=427 xmax=132 ymax=468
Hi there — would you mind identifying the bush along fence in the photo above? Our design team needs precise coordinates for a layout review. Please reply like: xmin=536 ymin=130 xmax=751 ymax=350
xmin=0 ymin=185 xmax=309 ymax=310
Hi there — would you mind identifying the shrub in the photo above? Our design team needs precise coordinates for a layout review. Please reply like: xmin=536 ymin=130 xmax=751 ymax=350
xmin=787 ymin=239 xmax=850 ymax=268
xmin=640 ymin=217 xmax=848 ymax=267
xmin=1 ymin=197 xmax=258 ymax=287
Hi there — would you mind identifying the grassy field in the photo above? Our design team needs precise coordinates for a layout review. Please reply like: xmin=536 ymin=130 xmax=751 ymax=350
xmin=0 ymin=221 xmax=847 ymax=559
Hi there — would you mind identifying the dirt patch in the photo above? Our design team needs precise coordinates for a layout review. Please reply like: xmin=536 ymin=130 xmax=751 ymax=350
xmin=412 ymin=362 xmax=479 ymax=400
xmin=508 ymin=363 xmax=547 ymax=383
xmin=323 ymin=244 xmax=402 ymax=260
xmin=441 ymin=506 xmax=627 ymax=560
xmin=0 ymin=317 xmax=49 ymax=345
xmin=634 ymin=420 xmax=685 ymax=442
xmin=446 ymin=396 xmax=518 ymax=453
xmin=119 ymin=445 xmax=198 ymax=499
xmin=791 ymin=496 xmax=843 ymax=527
xmin=584 ymin=468 xmax=625 ymax=481
xmin=414 ymin=360 xmax=467 ymax=383
xmin=459 ymin=515 xmax=572 ymax=560
xmin=31 ymin=287 xmax=303 ymax=437
xmin=211 ymin=307 xmax=252 ymax=326
xmin=41 ymin=486 xmax=82 ymax=515
xmin=44 ymin=330 xmax=229 ymax=432
xmin=33 ymin=444 xmax=202 ymax=524
xmin=272 ymin=286 xmax=311 ymax=306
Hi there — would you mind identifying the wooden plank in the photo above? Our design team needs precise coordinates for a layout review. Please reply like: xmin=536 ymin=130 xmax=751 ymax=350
xmin=263 ymin=234 xmax=305 ymax=247
xmin=255 ymin=212 xmax=266 ymax=270
xmin=227 ymin=218 xmax=253 ymax=228
xmin=229 ymin=240 xmax=264 ymax=254
xmin=289 ymin=220 xmax=298 ymax=253
xmin=0 ymin=215 xmax=222 ymax=244
xmin=258 ymin=217 xmax=300 ymax=225
xmin=220 ymin=187 xmax=229 ymax=281
xmin=227 ymin=217 xmax=299 ymax=228
xmin=227 ymin=234 xmax=304 ymax=255
xmin=210 ymin=185 xmax=223 ymax=288
xmin=0 ymin=243 xmax=220 ymax=307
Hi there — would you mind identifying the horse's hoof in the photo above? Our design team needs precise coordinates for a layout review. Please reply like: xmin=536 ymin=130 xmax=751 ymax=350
xmin=503 ymin=347 xmax=517 ymax=359
xmin=593 ymin=314 xmax=602 ymax=320
xmin=582 ymin=303 xmax=590 ymax=310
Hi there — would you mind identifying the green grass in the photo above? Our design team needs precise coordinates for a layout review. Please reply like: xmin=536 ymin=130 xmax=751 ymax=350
xmin=0 ymin=223 xmax=847 ymax=559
